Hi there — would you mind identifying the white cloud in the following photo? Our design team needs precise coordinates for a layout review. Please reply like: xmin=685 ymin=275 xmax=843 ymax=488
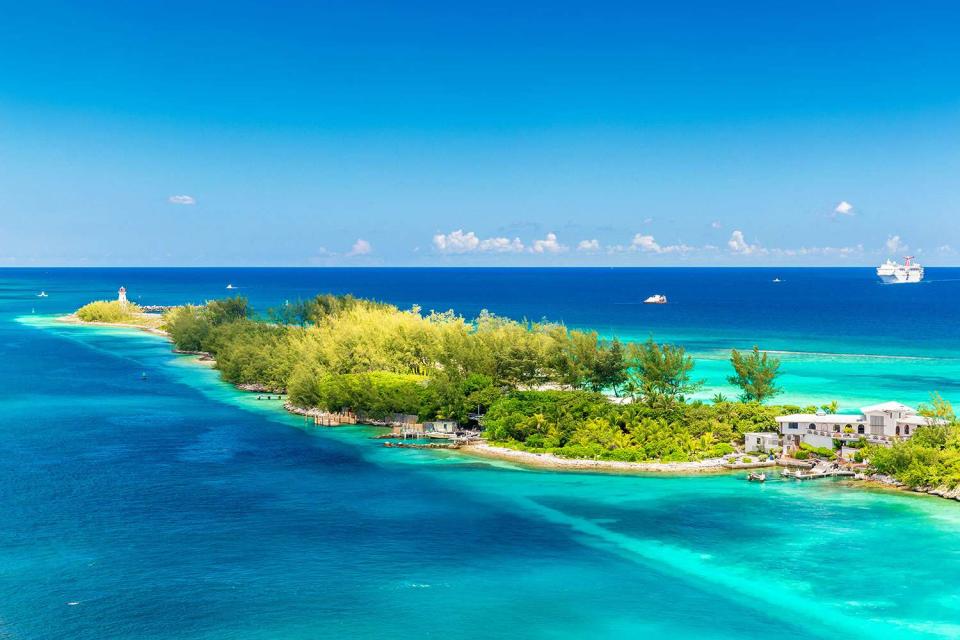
xmin=885 ymin=235 xmax=907 ymax=254
xmin=938 ymin=244 xmax=955 ymax=254
xmin=772 ymin=244 xmax=864 ymax=258
xmin=481 ymin=236 xmax=525 ymax=253
xmin=531 ymin=232 xmax=567 ymax=254
xmin=168 ymin=195 xmax=196 ymax=205
xmin=348 ymin=239 xmax=372 ymax=256
xmin=727 ymin=230 xmax=765 ymax=255
xmin=432 ymin=230 xmax=525 ymax=254
xmin=834 ymin=201 xmax=854 ymax=216
xmin=577 ymin=239 xmax=600 ymax=252
xmin=711 ymin=220 xmax=722 ymax=229
xmin=631 ymin=233 xmax=662 ymax=253
xmin=624 ymin=233 xmax=694 ymax=255
xmin=433 ymin=230 xmax=480 ymax=253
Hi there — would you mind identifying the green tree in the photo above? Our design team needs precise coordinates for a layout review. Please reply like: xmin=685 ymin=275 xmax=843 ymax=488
xmin=625 ymin=339 xmax=702 ymax=408
xmin=206 ymin=296 xmax=250 ymax=324
xmin=727 ymin=345 xmax=782 ymax=403
xmin=588 ymin=338 xmax=628 ymax=395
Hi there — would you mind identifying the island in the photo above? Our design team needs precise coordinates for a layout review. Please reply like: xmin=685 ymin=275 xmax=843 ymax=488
xmin=69 ymin=291 xmax=960 ymax=498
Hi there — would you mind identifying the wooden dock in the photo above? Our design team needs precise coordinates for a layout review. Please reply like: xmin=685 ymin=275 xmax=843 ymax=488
xmin=781 ymin=462 xmax=856 ymax=480
xmin=382 ymin=442 xmax=460 ymax=450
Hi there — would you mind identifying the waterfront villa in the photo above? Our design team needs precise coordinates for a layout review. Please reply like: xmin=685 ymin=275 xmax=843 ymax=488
xmin=777 ymin=402 xmax=934 ymax=450
xmin=744 ymin=402 xmax=936 ymax=455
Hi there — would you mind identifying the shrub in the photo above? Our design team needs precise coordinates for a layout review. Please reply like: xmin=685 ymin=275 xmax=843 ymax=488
xmin=76 ymin=300 xmax=141 ymax=323
xmin=799 ymin=442 xmax=836 ymax=459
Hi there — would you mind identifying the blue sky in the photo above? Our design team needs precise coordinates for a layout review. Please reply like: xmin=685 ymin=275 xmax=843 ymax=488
xmin=1 ymin=0 xmax=958 ymax=266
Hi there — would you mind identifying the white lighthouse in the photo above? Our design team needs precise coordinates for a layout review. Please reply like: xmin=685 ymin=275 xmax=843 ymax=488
xmin=118 ymin=286 xmax=128 ymax=307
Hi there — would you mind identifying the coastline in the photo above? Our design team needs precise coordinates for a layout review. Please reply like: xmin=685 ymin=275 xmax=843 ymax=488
xmin=56 ymin=313 xmax=170 ymax=338
xmin=459 ymin=442 xmax=736 ymax=474
xmin=55 ymin=313 xmax=960 ymax=499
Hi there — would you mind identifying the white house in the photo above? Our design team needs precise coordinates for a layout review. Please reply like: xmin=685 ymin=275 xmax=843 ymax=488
xmin=744 ymin=432 xmax=780 ymax=454
xmin=776 ymin=401 xmax=934 ymax=451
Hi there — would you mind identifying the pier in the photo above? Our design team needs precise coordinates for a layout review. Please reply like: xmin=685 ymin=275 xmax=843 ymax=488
xmin=781 ymin=461 xmax=856 ymax=481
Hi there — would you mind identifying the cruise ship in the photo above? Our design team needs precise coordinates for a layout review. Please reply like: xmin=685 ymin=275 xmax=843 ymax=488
xmin=877 ymin=256 xmax=924 ymax=284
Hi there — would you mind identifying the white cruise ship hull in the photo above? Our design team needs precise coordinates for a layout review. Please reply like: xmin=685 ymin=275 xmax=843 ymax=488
xmin=877 ymin=265 xmax=923 ymax=284
xmin=878 ymin=273 xmax=917 ymax=284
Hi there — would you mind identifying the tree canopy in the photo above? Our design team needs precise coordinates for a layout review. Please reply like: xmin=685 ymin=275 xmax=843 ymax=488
xmin=81 ymin=293 xmax=813 ymax=463
xmin=727 ymin=345 xmax=782 ymax=403
xmin=625 ymin=339 xmax=702 ymax=408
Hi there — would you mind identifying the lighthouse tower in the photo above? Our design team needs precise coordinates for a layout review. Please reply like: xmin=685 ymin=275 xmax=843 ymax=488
xmin=118 ymin=286 xmax=128 ymax=307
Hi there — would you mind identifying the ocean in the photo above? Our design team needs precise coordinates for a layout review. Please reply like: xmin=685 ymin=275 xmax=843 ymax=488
xmin=3 ymin=267 xmax=960 ymax=639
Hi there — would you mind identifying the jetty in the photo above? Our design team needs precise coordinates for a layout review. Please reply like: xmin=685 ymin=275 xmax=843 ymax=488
xmin=781 ymin=461 xmax=856 ymax=481
xmin=382 ymin=441 xmax=461 ymax=450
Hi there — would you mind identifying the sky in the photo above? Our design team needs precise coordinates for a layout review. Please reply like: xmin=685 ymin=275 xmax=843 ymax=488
xmin=1 ymin=0 xmax=958 ymax=266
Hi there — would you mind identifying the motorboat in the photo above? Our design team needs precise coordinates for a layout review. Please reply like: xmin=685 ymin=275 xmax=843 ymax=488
xmin=37 ymin=291 xmax=48 ymax=297
xmin=643 ymin=294 xmax=667 ymax=304
xmin=747 ymin=471 xmax=766 ymax=482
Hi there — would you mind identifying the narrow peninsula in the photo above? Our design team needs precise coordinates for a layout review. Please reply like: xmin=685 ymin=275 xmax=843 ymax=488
xmin=67 ymin=291 xmax=960 ymax=497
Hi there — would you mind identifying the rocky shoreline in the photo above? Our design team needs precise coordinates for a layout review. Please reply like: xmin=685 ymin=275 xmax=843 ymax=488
xmin=855 ymin=472 xmax=960 ymax=501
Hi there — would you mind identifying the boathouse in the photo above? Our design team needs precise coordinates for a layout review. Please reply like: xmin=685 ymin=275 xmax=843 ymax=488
xmin=424 ymin=420 xmax=458 ymax=436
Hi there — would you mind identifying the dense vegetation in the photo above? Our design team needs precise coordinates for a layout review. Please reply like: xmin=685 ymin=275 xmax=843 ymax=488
xmin=865 ymin=395 xmax=960 ymax=489
xmin=148 ymin=294 xmax=802 ymax=462
xmin=482 ymin=392 xmax=791 ymax=462
xmin=76 ymin=300 xmax=143 ymax=323
xmin=69 ymin=294 xmax=960 ymax=480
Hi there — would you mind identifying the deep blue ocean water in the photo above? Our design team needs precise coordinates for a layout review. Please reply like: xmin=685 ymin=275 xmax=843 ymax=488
xmin=3 ymin=268 xmax=960 ymax=639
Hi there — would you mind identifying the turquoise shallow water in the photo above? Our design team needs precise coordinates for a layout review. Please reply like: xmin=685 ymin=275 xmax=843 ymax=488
xmin=3 ymin=268 xmax=960 ymax=639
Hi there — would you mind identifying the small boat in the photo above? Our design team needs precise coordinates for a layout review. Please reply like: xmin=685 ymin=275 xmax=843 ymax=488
xmin=772 ymin=278 xmax=782 ymax=283
xmin=747 ymin=472 xmax=766 ymax=482
xmin=643 ymin=294 xmax=668 ymax=304
xmin=226 ymin=284 xmax=236 ymax=290
xmin=37 ymin=291 xmax=48 ymax=297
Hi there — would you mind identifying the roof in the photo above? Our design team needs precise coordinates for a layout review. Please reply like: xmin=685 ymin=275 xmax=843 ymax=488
xmin=776 ymin=414 xmax=864 ymax=423
xmin=898 ymin=415 xmax=934 ymax=426
xmin=860 ymin=401 xmax=915 ymax=414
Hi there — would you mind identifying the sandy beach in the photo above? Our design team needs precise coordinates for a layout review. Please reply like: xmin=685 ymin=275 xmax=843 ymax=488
xmin=460 ymin=442 xmax=734 ymax=474
xmin=56 ymin=313 xmax=170 ymax=337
